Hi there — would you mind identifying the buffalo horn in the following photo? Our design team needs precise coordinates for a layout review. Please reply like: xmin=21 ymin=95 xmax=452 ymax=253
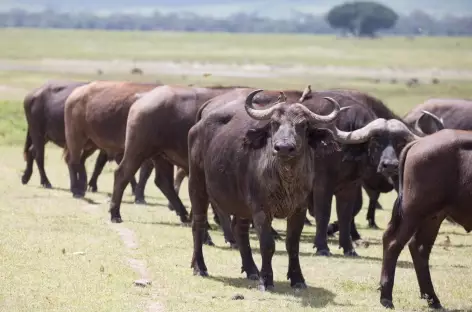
xmin=244 ymin=89 xmax=285 ymax=120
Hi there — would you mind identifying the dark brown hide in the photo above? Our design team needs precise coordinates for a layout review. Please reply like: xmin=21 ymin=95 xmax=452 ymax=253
xmin=379 ymin=129 xmax=472 ymax=310
xmin=188 ymin=89 xmax=342 ymax=290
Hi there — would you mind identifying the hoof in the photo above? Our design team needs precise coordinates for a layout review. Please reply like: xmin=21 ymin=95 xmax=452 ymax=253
xmin=428 ymin=302 xmax=443 ymax=310
xmin=135 ymin=198 xmax=147 ymax=205
xmin=258 ymin=284 xmax=274 ymax=292
xmin=228 ymin=242 xmax=239 ymax=249
xmin=344 ymin=250 xmax=359 ymax=257
xmin=315 ymin=249 xmax=332 ymax=257
xmin=21 ymin=175 xmax=30 ymax=185
xmin=73 ymin=193 xmax=85 ymax=199
xmin=180 ymin=215 xmax=191 ymax=224
xmin=88 ymin=185 xmax=97 ymax=193
xmin=111 ymin=216 xmax=123 ymax=223
xmin=193 ymin=268 xmax=208 ymax=277
xmin=167 ymin=205 xmax=175 ymax=211
xmin=380 ymin=298 xmax=394 ymax=309
xmin=204 ymin=239 xmax=215 ymax=246
xmin=368 ymin=223 xmax=380 ymax=230
xmin=42 ymin=183 xmax=52 ymax=189
xmin=181 ymin=222 xmax=191 ymax=227
xmin=376 ymin=203 xmax=384 ymax=210
xmin=247 ymin=273 xmax=259 ymax=281
xmin=292 ymin=282 xmax=307 ymax=290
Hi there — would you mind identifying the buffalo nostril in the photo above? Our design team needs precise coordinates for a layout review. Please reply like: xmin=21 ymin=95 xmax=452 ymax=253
xmin=274 ymin=145 xmax=281 ymax=151
xmin=288 ymin=146 xmax=295 ymax=153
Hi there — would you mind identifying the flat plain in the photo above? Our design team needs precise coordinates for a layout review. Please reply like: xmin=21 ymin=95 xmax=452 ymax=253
xmin=0 ymin=28 xmax=471 ymax=312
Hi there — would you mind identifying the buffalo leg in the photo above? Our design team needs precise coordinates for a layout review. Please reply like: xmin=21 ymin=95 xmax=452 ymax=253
xmin=189 ymin=159 xmax=209 ymax=277
xmin=380 ymin=216 xmax=418 ymax=309
xmin=365 ymin=187 xmax=381 ymax=229
xmin=335 ymin=184 xmax=359 ymax=256
xmin=151 ymin=157 xmax=189 ymax=223
xmin=134 ymin=159 xmax=154 ymax=204
xmin=327 ymin=186 xmax=363 ymax=241
xmin=253 ymin=210 xmax=275 ymax=291
xmin=408 ymin=216 xmax=444 ymax=309
xmin=109 ymin=154 xmax=145 ymax=223
xmin=31 ymin=133 xmax=52 ymax=188
xmin=212 ymin=205 xmax=236 ymax=247
xmin=233 ymin=217 xmax=259 ymax=279
xmin=312 ymin=187 xmax=334 ymax=256
xmin=212 ymin=204 xmax=221 ymax=226
xmin=88 ymin=150 xmax=108 ymax=192
xmin=286 ymin=207 xmax=307 ymax=289
xmin=21 ymin=131 xmax=35 ymax=185
xmin=167 ymin=166 xmax=187 ymax=211
xmin=114 ymin=153 xmax=137 ymax=195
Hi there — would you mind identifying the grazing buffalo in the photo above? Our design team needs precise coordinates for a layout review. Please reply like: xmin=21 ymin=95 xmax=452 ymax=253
xmin=188 ymin=89 xmax=344 ymax=289
xmin=62 ymin=81 xmax=187 ymax=217
xmin=378 ymin=128 xmax=472 ymax=310
xmin=22 ymin=80 xmax=138 ymax=192
xmin=300 ymin=87 xmax=443 ymax=256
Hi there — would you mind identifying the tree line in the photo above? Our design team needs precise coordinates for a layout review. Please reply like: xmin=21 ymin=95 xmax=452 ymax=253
xmin=1 ymin=6 xmax=471 ymax=36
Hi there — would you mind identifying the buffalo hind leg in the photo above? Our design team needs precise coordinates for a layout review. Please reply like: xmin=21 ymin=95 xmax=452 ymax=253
xmin=151 ymin=157 xmax=189 ymax=224
xmin=114 ymin=153 xmax=137 ymax=196
xmin=408 ymin=215 xmax=445 ymax=309
xmin=21 ymin=131 xmax=35 ymax=185
xmin=213 ymin=205 xmax=236 ymax=248
xmin=286 ymin=207 xmax=307 ymax=289
xmin=189 ymin=160 xmax=209 ymax=276
xmin=109 ymin=155 xmax=145 ymax=223
xmin=88 ymin=150 xmax=108 ymax=192
xmin=380 ymin=214 xmax=418 ymax=309
xmin=253 ymin=210 xmax=275 ymax=291
xmin=233 ymin=217 xmax=259 ymax=280
xmin=134 ymin=159 xmax=153 ymax=204
xmin=32 ymin=134 xmax=52 ymax=188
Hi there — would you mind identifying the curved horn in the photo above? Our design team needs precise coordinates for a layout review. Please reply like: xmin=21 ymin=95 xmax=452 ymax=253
xmin=330 ymin=118 xmax=388 ymax=144
xmin=296 ymin=96 xmax=345 ymax=124
xmin=299 ymin=85 xmax=312 ymax=102
xmin=414 ymin=110 xmax=445 ymax=136
xmin=244 ymin=89 xmax=284 ymax=120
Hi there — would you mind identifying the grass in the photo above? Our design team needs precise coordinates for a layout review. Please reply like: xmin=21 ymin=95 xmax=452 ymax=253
xmin=0 ymin=146 xmax=471 ymax=312
xmin=0 ymin=28 xmax=471 ymax=311
xmin=1 ymin=29 xmax=472 ymax=69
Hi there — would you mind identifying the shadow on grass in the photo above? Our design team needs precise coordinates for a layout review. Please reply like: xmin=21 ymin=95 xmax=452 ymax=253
xmin=207 ymin=275 xmax=339 ymax=308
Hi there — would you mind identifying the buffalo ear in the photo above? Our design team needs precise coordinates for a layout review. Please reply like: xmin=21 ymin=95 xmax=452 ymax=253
xmin=243 ymin=124 xmax=270 ymax=149
xmin=307 ymin=128 xmax=340 ymax=155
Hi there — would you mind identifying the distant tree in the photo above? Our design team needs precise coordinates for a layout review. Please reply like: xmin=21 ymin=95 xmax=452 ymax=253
xmin=326 ymin=1 xmax=398 ymax=37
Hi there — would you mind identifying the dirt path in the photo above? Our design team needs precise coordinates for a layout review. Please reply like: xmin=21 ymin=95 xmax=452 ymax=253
xmin=82 ymin=204 xmax=164 ymax=312
xmin=2 ymin=58 xmax=472 ymax=81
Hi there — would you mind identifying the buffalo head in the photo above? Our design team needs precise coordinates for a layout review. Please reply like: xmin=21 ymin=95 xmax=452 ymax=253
xmin=328 ymin=111 xmax=444 ymax=176
xmin=244 ymin=89 xmax=345 ymax=160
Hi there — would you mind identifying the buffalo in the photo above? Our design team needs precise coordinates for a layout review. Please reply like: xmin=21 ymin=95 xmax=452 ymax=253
xmin=299 ymin=87 xmax=443 ymax=256
xmin=62 ymin=81 xmax=190 ymax=221
xmin=188 ymin=88 xmax=344 ymax=289
xmin=378 ymin=128 xmax=472 ymax=310
xmin=22 ymin=80 xmax=139 ymax=193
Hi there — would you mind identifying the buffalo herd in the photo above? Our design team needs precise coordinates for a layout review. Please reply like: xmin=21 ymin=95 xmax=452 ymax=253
xmin=21 ymin=80 xmax=472 ymax=309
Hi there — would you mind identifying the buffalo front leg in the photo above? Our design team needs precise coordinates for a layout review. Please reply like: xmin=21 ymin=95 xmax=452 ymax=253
xmin=335 ymin=185 xmax=359 ymax=256
xmin=88 ymin=150 xmax=108 ymax=192
xmin=134 ymin=159 xmax=153 ymax=204
xmin=233 ymin=217 xmax=259 ymax=280
xmin=286 ymin=207 xmax=307 ymax=289
xmin=253 ymin=210 xmax=275 ymax=291
xmin=151 ymin=156 xmax=189 ymax=224
xmin=366 ymin=189 xmax=381 ymax=229
xmin=408 ymin=215 xmax=445 ymax=309
xmin=167 ymin=166 xmax=186 ymax=211
xmin=213 ymin=205 xmax=236 ymax=248
xmin=188 ymin=162 xmax=209 ymax=277
xmin=312 ymin=188 xmax=334 ymax=256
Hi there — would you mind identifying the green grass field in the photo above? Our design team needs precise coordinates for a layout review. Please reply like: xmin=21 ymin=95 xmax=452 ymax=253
xmin=1 ymin=29 xmax=472 ymax=69
xmin=0 ymin=28 xmax=471 ymax=312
